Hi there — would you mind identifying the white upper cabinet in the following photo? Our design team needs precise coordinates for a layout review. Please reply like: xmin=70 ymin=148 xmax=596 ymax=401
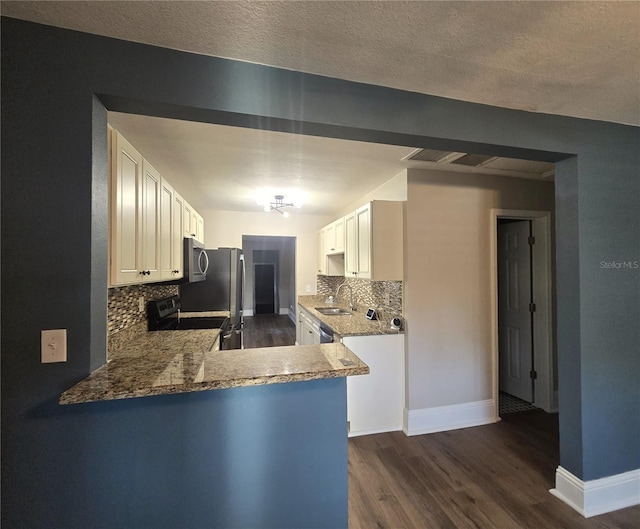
xmin=109 ymin=128 xmax=203 ymax=286
xmin=344 ymin=212 xmax=358 ymax=275
xmin=324 ymin=217 xmax=345 ymax=254
xmin=344 ymin=201 xmax=403 ymax=281
xmin=183 ymin=200 xmax=203 ymax=241
xmin=318 ymin=219 xmax=345 ymax=276
xmin=140 ymin=160 xmax=162 ymax=282
xmin=110 ymin=130 xmax=143 ymax=285
xmin=171 ymin=191 xmax=185 ymax=279
xmin=195 ymin=212 xmax=204 ymax=243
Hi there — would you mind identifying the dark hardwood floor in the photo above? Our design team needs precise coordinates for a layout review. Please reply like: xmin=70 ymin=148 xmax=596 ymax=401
xmin=242 ymin=314 xmax=296 ymax=349
xmin=239 ymin=316 xmax=639 ymax=527
xmin=349 ymin=411 xmax=640 ymax=529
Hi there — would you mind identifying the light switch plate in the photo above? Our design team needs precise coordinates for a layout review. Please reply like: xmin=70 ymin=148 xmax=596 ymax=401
xmin=41 ymin=329 xmax=67 ymax=363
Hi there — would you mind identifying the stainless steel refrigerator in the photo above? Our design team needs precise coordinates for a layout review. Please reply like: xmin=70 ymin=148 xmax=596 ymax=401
xmin=179 ymin=247 xmax=244 ymax=349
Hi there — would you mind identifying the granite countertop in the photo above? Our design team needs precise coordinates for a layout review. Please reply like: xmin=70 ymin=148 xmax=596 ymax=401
xmin=180 ymin=311 xmax=230 ymax=318
xmin=298 ymin=295 xmax=404 ymax=337
xmin=60 ymin=329 xmax=368 ymax=405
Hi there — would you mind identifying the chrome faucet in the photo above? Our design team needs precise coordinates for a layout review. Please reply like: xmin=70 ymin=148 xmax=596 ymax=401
xmin=336 ymin=283 xmax=356 ymax=311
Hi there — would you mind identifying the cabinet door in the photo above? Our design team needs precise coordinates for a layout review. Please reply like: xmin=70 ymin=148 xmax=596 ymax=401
xmin=325 ymin=223 xmax=337 ymax=253
xmin=333 ymin=217 xmax=345 ymax=253
xmin=140 ymin=160 xmax=161 ymax=281
xmin=159 ymin=178 xmax=174 ymax=280
xmin=195 ymin=212 xmax=204 ymax=243
xmin=110 ymin=131 xmax=143 ymax=285
xmin=172 ymin=191 xmax=185 ymax=279
xmin=344 ymin=212 xmax=358 ymax=276
xmin=183 ymin=201 xmax=194 ymax=238
xmin=355 ymin=203 xmax=371 ymax=279
xmin=301 ymin=317 xmax=314 ymax=345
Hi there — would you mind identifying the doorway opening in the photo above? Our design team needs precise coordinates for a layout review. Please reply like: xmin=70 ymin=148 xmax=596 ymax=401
xmin=490 ymin=209 xmax=555 ymax=419
xmin=254 ymin=262 xmax=277 ymax=314
xmin=241 ymin=235 xmax=297 ymax=319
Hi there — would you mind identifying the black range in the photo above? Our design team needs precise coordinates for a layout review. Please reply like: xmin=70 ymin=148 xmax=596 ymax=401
xmin=148 ymin=295 xmax=233 ymax=349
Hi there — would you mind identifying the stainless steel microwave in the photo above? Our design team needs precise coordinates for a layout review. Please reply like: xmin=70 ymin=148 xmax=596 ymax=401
xmin=183 ymin=237 xmax=209 ymax=283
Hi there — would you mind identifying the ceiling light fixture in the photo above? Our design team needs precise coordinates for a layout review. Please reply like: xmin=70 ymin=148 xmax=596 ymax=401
xmin=259 ymin=194 xmax=301 ymax=217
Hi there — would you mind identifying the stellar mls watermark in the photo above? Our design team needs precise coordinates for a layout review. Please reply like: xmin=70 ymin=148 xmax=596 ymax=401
xmin=600 ymin=260 xmax=639 ymax=270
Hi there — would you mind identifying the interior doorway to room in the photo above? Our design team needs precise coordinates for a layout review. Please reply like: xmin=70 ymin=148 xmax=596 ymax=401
xmin=498 ymin=219 xmax=534 ymax=402
xmin=491 ymin=209 xmax=555 ymax=417
xmin=254 ymin=263 xmax=277 ymax=314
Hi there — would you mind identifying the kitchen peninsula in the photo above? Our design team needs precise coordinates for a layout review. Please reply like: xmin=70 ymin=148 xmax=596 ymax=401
xmin=60 ymin=332 xmax=368 ymax=404
xmin=298 ymin=295 xmax=405 ymax=437
xmin=58 ymin=330 xmax=368 ymax=529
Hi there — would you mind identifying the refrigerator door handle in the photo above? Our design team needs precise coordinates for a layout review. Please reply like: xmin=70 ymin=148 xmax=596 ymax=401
xmin=241 ymin=255 xmax=245 ymax=314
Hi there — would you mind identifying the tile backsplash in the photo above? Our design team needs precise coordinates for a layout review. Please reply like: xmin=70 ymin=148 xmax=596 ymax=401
xmin=317 ymin=276 xmax=402 ymax=317
xmin=108 ymin=283 xmax=178 ymax=336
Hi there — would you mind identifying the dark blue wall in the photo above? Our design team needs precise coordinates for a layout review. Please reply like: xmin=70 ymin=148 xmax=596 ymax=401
xmin=2 ymin=16 xmax=639 ymax=526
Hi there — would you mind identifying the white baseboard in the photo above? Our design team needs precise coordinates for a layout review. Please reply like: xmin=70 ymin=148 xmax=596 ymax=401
xmin=279 ymin=308 xmax=289 ymax=315
xmin=403 ymin=399 xmax=496 ymax=436
xmin=348 ymin=425 xmax=403 ymax=438
xmin=550 ymin=466 xmax=640 ymax=517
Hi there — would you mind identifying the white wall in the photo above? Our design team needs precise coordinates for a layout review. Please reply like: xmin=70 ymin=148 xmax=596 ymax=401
xmin=338 ymin=170 xmax=407 ymax=216
xmin=404 ymin=169 xmax=555 ymax=412
xmin=201 ymin=209 xmax=332 ymax=298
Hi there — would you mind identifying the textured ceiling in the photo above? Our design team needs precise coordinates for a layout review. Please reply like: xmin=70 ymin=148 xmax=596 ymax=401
xmin=3 ymin=0 xmax=639 ymax=125
xmin=2 ymin=1 xmax=636 ymax=214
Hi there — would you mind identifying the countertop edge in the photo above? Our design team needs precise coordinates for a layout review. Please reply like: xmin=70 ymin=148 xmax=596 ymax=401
xmin=59 ymin=365 xmax=369 ymax=405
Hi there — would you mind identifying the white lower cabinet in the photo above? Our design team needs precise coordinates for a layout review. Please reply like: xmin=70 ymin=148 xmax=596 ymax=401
xmin=343 ymin=334 xmax=405 ymax=436
xmin=297 ymin=306 xmax=321 ymax=345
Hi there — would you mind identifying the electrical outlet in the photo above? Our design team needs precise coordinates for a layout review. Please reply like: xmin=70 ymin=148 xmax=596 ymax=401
xmin=41 ymin=329 xmax=67 ymax=363
xmin=306 ymin=284 xmax=311 ymax=293
xmin=138 ymin=296 xmax=145 ymax=312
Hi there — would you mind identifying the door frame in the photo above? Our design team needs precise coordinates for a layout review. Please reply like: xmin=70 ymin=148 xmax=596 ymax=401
xmin=490 ymin=209 xmax=555 ymax=418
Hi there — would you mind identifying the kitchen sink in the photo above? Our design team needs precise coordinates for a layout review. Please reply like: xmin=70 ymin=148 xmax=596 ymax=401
xmin=315 ymin=307 xmax=352 ymax=316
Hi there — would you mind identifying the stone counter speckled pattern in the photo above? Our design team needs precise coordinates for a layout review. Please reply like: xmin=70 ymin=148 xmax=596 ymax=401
xmin=60 ymin=329 xmax=368 ymax=405
xmin=298 ymin=295 xmax=404 ymax=337
xmin=180 ymin=311 xmax=230 ymax=318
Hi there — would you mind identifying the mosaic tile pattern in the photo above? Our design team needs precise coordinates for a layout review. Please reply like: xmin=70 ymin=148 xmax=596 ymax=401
xmin=317 ymin=276 xmax=402 ymax=317
xmin=107 ymin=283 xmax=178 ymax=337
